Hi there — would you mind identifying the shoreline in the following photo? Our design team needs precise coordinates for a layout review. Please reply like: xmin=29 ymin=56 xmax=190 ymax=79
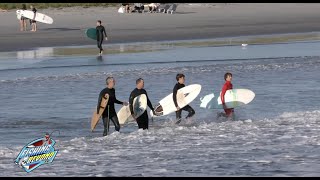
xmin=1 ymin=3 xmax=320 ymax=52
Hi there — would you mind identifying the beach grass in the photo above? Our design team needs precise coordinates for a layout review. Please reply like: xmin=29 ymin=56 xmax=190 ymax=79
xmin=0 ymin=3 xmax=119 ymax=10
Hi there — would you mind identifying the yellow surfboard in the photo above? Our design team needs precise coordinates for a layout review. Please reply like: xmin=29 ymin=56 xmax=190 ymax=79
xmin=91 ymin=94 xmax=109 ymax=132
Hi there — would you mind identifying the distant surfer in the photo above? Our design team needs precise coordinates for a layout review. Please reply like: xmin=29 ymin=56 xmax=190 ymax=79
xmin=96 ymin=20 xmax=108 ymax=56
xmin=97 ymin=77 xmax=128 ymax=136
xmin=129 ymin=78 xmax=156 ymax=130
xmin=173 ymin=74 xmax=195 ymax=124
xmin=220 ymin=72 xmax=234 ymax=119
xmin=30 ymin=5 xmax=37 ymax=32
xmin=19 ymin=4 xmax=27 ymax=31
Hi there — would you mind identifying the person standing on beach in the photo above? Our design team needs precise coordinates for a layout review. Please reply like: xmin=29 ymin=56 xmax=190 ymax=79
xmin=19 ymin=4 xmax=27 ymax=31
xmin=29 ymin=5 xmax=37 ymax=32
xmin=220 ymin=72 xmax=234 ymax=119
xmin=96 ymin=20 xmax=108 ymax=56
xmin=129 ymin=78 xmax=156 ymax=130
xmin=97 ymin=77 xmax=128 ymax=136
xmin=173 ymin=73 xmax=195 ymax=124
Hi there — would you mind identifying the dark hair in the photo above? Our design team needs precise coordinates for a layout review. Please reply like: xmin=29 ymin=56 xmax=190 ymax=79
xmin=224 ymin=72 xmax=232 ymax=80
xmin=22 ymin=4 xmax=27 ymax=10
xmin=106 ymin=76 xmax=114 ymax=85
xmin=97 ymin=20 xmax=102 ymax=24
xmin=136 ymin=78 xmax=144 ymax=85
xmin=176 ymin=73 xmax=185 ymax=81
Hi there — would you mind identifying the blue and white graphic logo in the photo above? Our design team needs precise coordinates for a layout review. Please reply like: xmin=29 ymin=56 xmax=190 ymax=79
xmin=14 ymin=133 xmax=58 ymax=173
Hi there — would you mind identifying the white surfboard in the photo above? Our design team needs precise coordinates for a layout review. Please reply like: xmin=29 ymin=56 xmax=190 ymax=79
xmin=200 ymin=89 xmax=255 ymax=109
xmin=16 ymin=9 xmax=53 ymax=24
xmin=117 ymin=94 xmax=147 ymax=125
xmin=118 ymin=7 xmax=125 ymax=13
xmin=150 ymin=84 xmax=202 ymax=117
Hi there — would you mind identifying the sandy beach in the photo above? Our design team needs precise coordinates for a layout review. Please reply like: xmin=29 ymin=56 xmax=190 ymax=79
xmin=1 ymin=3 xmax=320 ymax=52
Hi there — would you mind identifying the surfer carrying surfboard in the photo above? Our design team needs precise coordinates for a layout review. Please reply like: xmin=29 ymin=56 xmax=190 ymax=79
xmin=29 ymin=5 xmax=37 ymax=32
xmin=173 ymin=74 xmax=195 ymax=124
xmin=221 ymin=72 xmax=234 ymax=118
xmin=96 ymin=20 xmax=108 ymax=56
xmin=129 ymin=78 xmax=156 ymax=130
xmin=97 ymin=77 xmax=128 ymax=136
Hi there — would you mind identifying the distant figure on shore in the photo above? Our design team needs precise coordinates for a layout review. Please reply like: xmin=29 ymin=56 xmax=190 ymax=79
xmin=19 ymin=4 xmax=27 ymax=31
xmin=96 ymin=20 xmax=108 ymax=56
xmin=122 ymin=3 xmax=131 ymax=13
xmin=148 ymin=3 xmax=160 ymax=13
xmin=29 ymin=5 xmax=37 ymax=32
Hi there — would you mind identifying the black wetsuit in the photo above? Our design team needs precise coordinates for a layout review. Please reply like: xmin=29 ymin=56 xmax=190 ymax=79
xmin=97 ymin=87 xmax=123 ymax=136
xmin=129 ymin=88 xmax=154 ymax=130
xmin=173 ymin=82 xmax=195 ymax=121
xmin=30 ymin=8 xmax=37 ymax=24
xmin=96 ymin=25 xmax=107 ymax=53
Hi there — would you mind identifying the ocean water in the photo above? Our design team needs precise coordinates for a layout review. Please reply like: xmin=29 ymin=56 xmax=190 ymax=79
xmin=0 ymin=39 xmax=320 ymax=176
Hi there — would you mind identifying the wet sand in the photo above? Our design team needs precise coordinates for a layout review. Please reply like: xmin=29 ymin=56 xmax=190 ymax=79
xmin=1 ymin=3 xmax=320 ymax=52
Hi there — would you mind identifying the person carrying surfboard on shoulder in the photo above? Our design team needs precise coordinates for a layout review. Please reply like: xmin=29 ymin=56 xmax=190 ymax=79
xmin=96 ymin=20 xmax=108 ymax=56
xmin=221 ymin=72 xmax=234 ymax=119
xmin=97 ymin=77 xmax=128 ymax=136
xmin=129 ymin=78 xmax=156 ymax=130
xmin=173 ymin=74 xmax=195 ymax=124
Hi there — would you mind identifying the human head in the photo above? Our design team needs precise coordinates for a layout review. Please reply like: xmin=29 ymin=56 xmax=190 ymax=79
xmin=224 ymin=72 xmax=232 ymax=82
xmin=97 ymin=20 xmax=102 ymax=26
xmin=45 ymin=133 xmax=50 ymax=141
xmin=176 ymin=73 xmax=185 ymax=84
xmin=106 ymin=76 xmax=115 ymax=88
xmin=136 ymin=78 xmax=144 ymax=89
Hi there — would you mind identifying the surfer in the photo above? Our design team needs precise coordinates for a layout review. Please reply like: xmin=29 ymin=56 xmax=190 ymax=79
xmin=96 ymin=20 xmax=108 ymax=56
xmin=129 ymin=78 xmax=156 ymax=130
xmin=173 ymin=74 xmax=195 ymax=124
xmin=221 ymin=72 xmax=234 ymax=119
xmin=19 ymin=4 xmax=27 ymax=31
xmin=97 ymin=77 xmax=128 ymax=136
xmin=30 ymin=5 xmax=37 ymax=32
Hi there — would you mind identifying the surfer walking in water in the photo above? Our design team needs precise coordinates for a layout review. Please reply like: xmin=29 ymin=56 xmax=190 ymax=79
xmin=129 ymin=78 xmax=156 ymax=130
xmin=173 ymin=74 xmax=195 ymax=124
xmin=220 ymin=72 xmax=234 ymax=119
xmin=96 ymin=20 xmax=108 ymax=56
xmin=97 ymin=77 xmax=128 ymax=136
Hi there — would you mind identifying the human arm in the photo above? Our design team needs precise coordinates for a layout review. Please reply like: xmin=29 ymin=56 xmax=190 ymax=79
xmin=129 ymin=91 xmax=135 ymax=116
xmin=32 ymin=8 xmax=37 ymax=20
xmin=145 ymin=91 xmax=154 ymax=112
xmin=114 ymin=93 xmax=128 ymax=106
xmin=103 ymin=26 xmax=108 ymax=40
xmin=97 ymin=90 xmax=107 ymax=114
xmin=221 ymin=84 xmax=227 ymax=109
xmin=172 ymin=84 xmax=179 ymax=110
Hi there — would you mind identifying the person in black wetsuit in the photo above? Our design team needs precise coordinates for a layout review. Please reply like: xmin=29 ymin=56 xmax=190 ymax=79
xmin=173 ymin=73 xmax=195 ymax=124
xmin=96 ymin=20 xmax=108 ymax=56
xmin=129 ymin=78 xmax=156 ymax=130
xmin=30 ymin=5 xmax=37 ymax=32
xmin=97 ymin=77 xmax=128 ymax=136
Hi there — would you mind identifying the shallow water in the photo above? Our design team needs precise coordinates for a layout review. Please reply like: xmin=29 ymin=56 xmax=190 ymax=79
xmin=0 ymin=38 xmax=320 ymax=176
